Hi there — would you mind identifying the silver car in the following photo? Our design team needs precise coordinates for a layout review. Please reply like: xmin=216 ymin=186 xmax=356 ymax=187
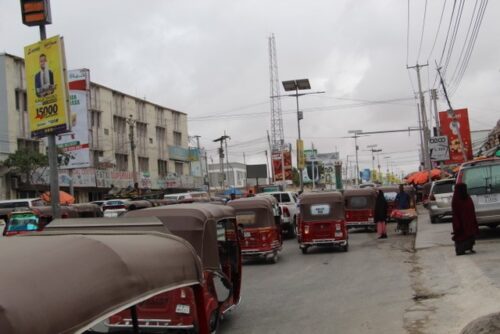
xmin=428 ymin=179 xmax=455 ymax=224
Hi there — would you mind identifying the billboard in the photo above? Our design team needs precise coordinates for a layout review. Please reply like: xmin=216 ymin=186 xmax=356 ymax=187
xmin=272 ymin=151 xmax=292 ymax=181
xmin=246 ymin=164 xmax=267 ymax=179
xmin=56 ymin=69 xmax=91 ymax=169
xmin=439 ymin=109 xmax=473 ymax=164
xmin=429 ymin=136 xmax=450 ymax=162
xmin=24 ymin=35 xmax=70 ymax=138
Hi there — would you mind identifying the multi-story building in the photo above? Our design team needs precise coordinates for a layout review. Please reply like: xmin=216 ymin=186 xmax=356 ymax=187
xmin=0 ymin=53 xmax=200 ymax=202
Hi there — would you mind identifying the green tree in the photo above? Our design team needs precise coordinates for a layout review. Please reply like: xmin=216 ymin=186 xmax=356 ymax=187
xmin=3 ymin=149 xmax=49 ymax=184
xmin=292 ymin=167 xmax=300 ymax=186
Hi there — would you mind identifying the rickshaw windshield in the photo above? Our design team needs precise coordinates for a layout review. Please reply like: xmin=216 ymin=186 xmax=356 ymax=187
xmin=347 ymin=196 xmax=369 ymax=209
xmin=7 ymin=213 xmax=39 ymax=232
xmin=302 ymin=202 xmax=344 ymax=221
xmin=236 ymin=212 xmax=257 ymax=226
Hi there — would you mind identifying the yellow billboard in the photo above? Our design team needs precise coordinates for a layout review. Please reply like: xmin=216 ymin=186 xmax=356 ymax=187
xmin=297 ymin=139 xmax=305 ymax=169
xmin=24 ymin=35 xmax=70 ymax=138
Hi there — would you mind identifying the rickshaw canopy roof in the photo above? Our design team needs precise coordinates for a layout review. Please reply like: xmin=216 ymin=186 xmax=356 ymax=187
xmin=343 ymin=188 xmax=377 ymax=197
xmin=228 ymin=197 xmax=276 ymax=228
xmin=125 ymin=203 xmax=235 ymax=271
xmin=0 ymin=232 xmax=202 ymax=334
xmin=299 ymin=191 xmax=344 ymax=205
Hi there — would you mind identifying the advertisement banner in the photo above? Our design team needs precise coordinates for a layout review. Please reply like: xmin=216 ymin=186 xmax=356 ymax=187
xmin=439 ymin=109 xmax=473 ymax=164
xmin=429 ymin=136 xmax=450 ymax=162
xmin=296 ymin=139 xmax=305 ymax=169
xmin=56 ymin=69 xmax=91 ymax=169
xmin=272 ymin=151 xmax=293 ymax=181
xmin=24 ymin=35 xmax=70 ymax=138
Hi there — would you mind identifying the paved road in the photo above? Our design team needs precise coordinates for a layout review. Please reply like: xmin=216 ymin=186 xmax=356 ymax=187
xmin=219 ymin=226 xmax=415 ymax=334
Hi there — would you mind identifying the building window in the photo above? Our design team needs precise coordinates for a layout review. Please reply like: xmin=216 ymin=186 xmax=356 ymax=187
xmin=17 ymin=139 xmax=39 ymax=152
xmin=91 ymin=110 xmax=101 ymax=128
xmin=113 ymin=116 xmax=127 ymax=153
xmin=92 ymin=150 xmax=103 ymax=167
xmin=137 ymin=101 xmax=146 ymax=122
xmin=138 ymin=157 xmax=149 ymax=172
xmin=136 ymin=122 xmax=147 ymax=155
xmin=90 ymin=86 xmax=100 ymax=110
xmin=115 ymin=154 xmax=128 ymax=171
xmin=156 ymin=126 xmax=166 ymax=158
xmin=156 ymin=107 xmax=166 ymax=127
xmin=158 ymin=160 xmax=168 ymax=177
xmin=15 ymin=90 xmax=20 ymax=111
xmin=175 ymin=162 xmax=183 ymax=176
xmin=172 ymin=112 xmax=180 ymax=131
xmin=174 ymin=131 xmax=182 ymax=146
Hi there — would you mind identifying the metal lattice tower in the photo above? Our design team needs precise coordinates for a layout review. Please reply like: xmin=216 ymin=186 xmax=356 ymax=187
xmin=269 ymin=34 xmax=285 ymax=153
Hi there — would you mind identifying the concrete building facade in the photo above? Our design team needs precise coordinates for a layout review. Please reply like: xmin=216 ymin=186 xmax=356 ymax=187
xmin=0 ymin=53 xmax=200 ymax=201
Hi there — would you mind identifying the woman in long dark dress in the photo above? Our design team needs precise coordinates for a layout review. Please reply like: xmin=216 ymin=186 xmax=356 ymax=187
xmin=451 ymin=183 xmax=479 ymax=255
xmin=375 ymin=190 xmax=389 ymax=239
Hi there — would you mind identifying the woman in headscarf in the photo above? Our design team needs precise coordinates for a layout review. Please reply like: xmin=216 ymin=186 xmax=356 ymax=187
xmin=375 ymin=190 xmax=389 ymax=239
xmin=451 ymin=183 xmax=479 ymax=255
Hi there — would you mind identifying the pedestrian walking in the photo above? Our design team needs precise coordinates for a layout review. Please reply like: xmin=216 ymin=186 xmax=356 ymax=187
xmin=375 ymin=190 xmax=388 ymax=239
xmin=451 ymin=183 xmax=479 ymax=256
xmin=394 ymin=184 xmax=410 ymax=209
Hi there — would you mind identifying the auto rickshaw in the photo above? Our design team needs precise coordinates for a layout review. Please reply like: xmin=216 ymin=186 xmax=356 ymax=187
xmin=228 ymin=196 xmax=283 ymax=263
xmin=0 ymin=231 xmax=210 ymax=334
xmin=46 ymin=203 xmax=242 ymax=333
xmin=3 ymin=209 xmax=42 ymax=236
xmin=297 ymin=191 xmax=348 ymax=254
xmin=343 ymin=188 xmax=377 ymax=230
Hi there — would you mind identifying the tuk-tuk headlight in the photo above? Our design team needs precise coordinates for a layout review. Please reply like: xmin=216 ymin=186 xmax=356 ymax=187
xmin=304 ymin=225 xmax=310 ymax=234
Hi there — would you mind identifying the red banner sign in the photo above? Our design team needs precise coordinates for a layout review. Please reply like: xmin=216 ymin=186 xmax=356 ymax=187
xmin=438 ymin=108 xmax=473 ymax=164
xmin=272 ymin=151 xmax=293 ymax=181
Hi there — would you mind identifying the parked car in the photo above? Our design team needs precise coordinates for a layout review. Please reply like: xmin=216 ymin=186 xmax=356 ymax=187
xmin=257 ymin=191 xmax=299 ymax=238
xmin=428 ymin=179 xmax=456 ymax=224
xmin=102 ymin=199 xmax=152 ymax=217
xmin=456 ymin=158 xmax=500 ymax=228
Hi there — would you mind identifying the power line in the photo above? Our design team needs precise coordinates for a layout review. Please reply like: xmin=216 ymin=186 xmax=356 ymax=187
xmin=442 ymin=0 xmax=466 ymax=77
xmin=417 ymin=0 xmax=429 ymax=62
xmin=427 ymin=0 xmax=448 ymax=61
xmin=406 ymin=0 xmax=411 ymax=66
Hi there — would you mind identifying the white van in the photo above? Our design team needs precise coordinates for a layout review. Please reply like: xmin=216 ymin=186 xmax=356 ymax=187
xmin=0 ymin=198 xmax=45 ymax=209
xmin=164 ymin=191 xmax=209 ymax=201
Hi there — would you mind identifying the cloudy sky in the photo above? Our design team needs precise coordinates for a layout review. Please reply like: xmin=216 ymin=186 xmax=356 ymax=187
xmin=2 ymin=0 xmax=499 ymax=176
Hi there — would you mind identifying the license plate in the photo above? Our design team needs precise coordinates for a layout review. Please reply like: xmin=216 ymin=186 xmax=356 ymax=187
xmin=244 ymin=231 xmax=251 ymax=238
xmin=479 ymin=194 xmax=499 ymax=204
xmin=368 ymin=218 xmax=374 ymax=223
xmin=104 ymin=212 xmax=118 ymax=218
xmin=175 ymin=304 xmax=190 ymax=314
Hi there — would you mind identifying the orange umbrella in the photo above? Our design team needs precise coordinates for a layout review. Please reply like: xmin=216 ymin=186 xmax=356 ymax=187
xmin=41 ymin=190 xmax=75 ymax=205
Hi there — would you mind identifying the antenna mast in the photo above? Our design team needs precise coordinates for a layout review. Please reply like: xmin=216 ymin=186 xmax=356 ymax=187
xmin=269 ymin=33 xmax=285 ymax=152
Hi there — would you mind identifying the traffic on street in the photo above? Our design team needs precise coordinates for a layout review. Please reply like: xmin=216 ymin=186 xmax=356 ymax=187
xmin=1 ymin=1 xmax=500 ymax=333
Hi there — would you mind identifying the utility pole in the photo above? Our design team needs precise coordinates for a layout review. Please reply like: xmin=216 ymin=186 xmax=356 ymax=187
xmin=266 ymin=130 xmax=275 ymax=183
xmin=407 ymin=63 xmax=431 ymax=169
xmin=348 ymin=130 xmax=362 ymax=185
xmin=417 ymin=103 xmax=425 ymax=167
xmin=243 ymin=152 xmax=247 ymax=188
xmin=311 ymin=143 xmax=316 ymax=190
xmin=265 ymin=150 xmax=271 ymax=185
xmin=431 ymin=89 xmax=440 ymax=136
xmin=193 ymin=135 xmax=205 ymax=187
xmin=127 ymin=115 xmax=138 ymax=187
xmin=204 ymin=151 xmax=210 ymax=194
xmin=224 ymin=131 xmax=231 ymax=186
xmin=213 ymin=134 xmax=229 ymax=191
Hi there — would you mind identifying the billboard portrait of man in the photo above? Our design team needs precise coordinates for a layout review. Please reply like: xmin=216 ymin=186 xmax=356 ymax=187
xmin=35 ymin=53 xmax=55 ymax=97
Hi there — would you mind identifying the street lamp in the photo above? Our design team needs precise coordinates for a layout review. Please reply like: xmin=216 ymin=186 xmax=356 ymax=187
xmin=348 ymin=130 xmax=362 ymax=185
xmin=282 ymin=79 xmax=324 ymax=192
xmin=383 ymin=156 xmax=391 ymax=185
xmin=366 ymin=145 xmax=382 ymax=182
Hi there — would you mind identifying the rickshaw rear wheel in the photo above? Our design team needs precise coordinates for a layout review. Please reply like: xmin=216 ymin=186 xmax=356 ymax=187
xmin=301 ymin=247 xmax=308 ymax=254
xmin=341 ymin=242 xmax=349 ymax=252
xmin=268 ymin=252 xmax=279 ymax=264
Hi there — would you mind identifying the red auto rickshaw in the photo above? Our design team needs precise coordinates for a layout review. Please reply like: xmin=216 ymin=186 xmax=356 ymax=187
xmin=228 ymin=196 xmax=282 ymax=263
xmin=297 ymin=191 xmax=348 ymax=254
xmin=343 ymin=188 xmax=377 ymax=230
xmin=45 ymin=203 xmax=242 ymax=333
xmin=0 ymin=231 xmax=210 ymax=334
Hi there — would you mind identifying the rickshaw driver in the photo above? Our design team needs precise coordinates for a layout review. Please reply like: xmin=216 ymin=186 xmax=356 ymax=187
xmin=394 ymin=184 xmax=410 ymax=209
